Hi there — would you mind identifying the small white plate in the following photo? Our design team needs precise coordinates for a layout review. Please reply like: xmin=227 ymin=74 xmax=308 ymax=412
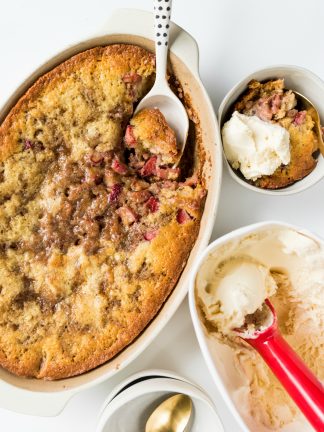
xmin=218 ymin=65 xmax=324 ymax=195
xmin=96 ymin=369 xmax=224 ymax=432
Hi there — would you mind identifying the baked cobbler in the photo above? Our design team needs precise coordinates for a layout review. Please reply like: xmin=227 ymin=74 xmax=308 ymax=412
xmin=0 ymin=45 xmax=206 ymax=379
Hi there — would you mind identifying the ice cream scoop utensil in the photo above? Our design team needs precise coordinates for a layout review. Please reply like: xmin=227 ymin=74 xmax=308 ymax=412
xmin=236 ymin=299 xmax=324 ymax=431
xmin=135 ymin=0 xmax=189 ymax=164
xmin=294 ymin=91 xmax=324 ymax=156
xmin=145 ymin=393 xmax=192 ymax=432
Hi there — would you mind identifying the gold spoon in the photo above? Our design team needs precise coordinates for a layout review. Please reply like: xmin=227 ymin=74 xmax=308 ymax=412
xmin=294 ymin=91 xmax=324 ymax=156
xmin=145 ymin=394 xmax=193 ymax=432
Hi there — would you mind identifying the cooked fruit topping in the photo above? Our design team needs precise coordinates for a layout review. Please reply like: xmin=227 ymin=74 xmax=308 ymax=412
xmin=177 ymin=209 xmax=192 ymax=224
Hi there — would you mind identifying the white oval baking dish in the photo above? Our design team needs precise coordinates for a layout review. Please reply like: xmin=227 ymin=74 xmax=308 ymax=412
xmin=218 ymin=65 xmax=324 ymax=195
xmin=0 ymin=9 xmax=222 ymax=416
xmin=189 ymin=221 xmax=322 ymax=432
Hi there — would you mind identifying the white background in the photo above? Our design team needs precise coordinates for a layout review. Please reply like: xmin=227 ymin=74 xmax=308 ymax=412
xmin=0 ymin=0 xmax=323 ymax=430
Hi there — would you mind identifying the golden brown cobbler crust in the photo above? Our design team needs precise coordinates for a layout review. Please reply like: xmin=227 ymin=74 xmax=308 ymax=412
xmin=0 ymin=45 xmax=206 ymax=379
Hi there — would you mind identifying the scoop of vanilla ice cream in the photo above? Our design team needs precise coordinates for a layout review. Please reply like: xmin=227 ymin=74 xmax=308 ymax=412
xmin=199 ymin=258 xmax=277 ymax=334
xmin=222 ymin=111 xmax=290 ymax=180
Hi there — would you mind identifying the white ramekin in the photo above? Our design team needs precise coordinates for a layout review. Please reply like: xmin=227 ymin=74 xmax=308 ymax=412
xmin=218 ymin=65 xmax=324 ymax=195
xmin=96 ymin=369 xmax=224 ymax=432
xmin=0 ymin=9 xmax=222 ymax=416
xmin=189 ymin=220 xmax=322 ymax=432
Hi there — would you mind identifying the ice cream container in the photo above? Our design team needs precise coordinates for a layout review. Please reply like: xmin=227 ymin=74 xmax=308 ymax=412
xmin=189 ymin=221 xmax=323 ymax=431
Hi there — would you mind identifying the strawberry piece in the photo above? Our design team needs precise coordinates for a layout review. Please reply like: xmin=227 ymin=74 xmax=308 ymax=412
xmin=124 ymin=125 xmax=137 ymax=148
xmin=294 ymin=110 xmax=306 ymax=126
xmin=146 ymin=196 xmax=159 ymax=213
xmin=256 ymin=98 xmax=272 ymax=121
xmin=24 ymin=139 xmax=33 ymax=150
xmin=122 ymin=72 xmax=142 ymax=83
xmin=144 ymin=230 xmax=158 ymax=241
xmin=269 ymin=93 xmax=282 ymax=114
xmin=116 ymin=206 xmax=137 ymax=226
xmin=112 ymin=156 xmax=128 ymax=175
xmin=109 ymin=184 xmax=123 ymax=203
xmin=176 ymin=209 xmax=192 ymax=224
xmin=140 ymin=156 xmax=157 ymax=177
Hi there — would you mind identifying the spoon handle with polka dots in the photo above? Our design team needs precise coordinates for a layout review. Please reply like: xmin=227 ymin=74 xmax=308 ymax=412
xmin=153 ymin=0 xmax=172 ymax=83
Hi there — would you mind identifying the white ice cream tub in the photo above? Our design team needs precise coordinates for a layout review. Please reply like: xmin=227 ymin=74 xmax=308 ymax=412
xmin=189 ymin=220 xmax=322 ymax=432
xmin=0 ymin=9 xmax=222 ymax=416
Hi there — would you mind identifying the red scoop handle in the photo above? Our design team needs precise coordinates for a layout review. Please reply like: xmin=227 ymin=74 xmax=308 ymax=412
xmin=247 ymin=329 xmax=324 ymax=431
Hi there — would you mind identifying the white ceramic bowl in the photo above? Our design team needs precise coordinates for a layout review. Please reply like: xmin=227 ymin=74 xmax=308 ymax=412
xmin=0 ymin=9 xmax=222 ymax=416
xmin=96 ymin=369 xmax=224 ymax=432
xmin=218 ymin=65 xmax=324 ymax=195
xmin=189 ymin=221 xmax=321 ymax=432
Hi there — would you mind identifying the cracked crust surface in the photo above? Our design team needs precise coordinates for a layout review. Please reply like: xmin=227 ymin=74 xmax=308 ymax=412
xmin=0 ymin=44 xmax=206 ymax=379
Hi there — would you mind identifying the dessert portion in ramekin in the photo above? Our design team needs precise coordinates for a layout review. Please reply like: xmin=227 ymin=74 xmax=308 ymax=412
xmin=222 ymin=78 xmax=320 ymax=189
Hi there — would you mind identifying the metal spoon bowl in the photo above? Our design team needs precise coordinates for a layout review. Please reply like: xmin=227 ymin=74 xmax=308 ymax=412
xmin=294 ymin=90 xmax=324 ymax=156
xmin=145 ymin=393 xmax=193 ymax=432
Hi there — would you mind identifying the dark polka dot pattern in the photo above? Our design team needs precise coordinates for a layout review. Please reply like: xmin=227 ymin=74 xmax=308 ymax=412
xmin=154 ymin=0 xmax=172 ymax=49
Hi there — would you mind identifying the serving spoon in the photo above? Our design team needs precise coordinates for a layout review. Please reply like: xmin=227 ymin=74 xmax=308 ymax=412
xmin=235 ymin=299 xmax=324 ymax=431
xmin=294 ymin=91 xmax=324 ymax=156
xmin=135 ymin=0 xmax=189 ymax=160
xmin=145 ymin=394 xmax=192 ymax=432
